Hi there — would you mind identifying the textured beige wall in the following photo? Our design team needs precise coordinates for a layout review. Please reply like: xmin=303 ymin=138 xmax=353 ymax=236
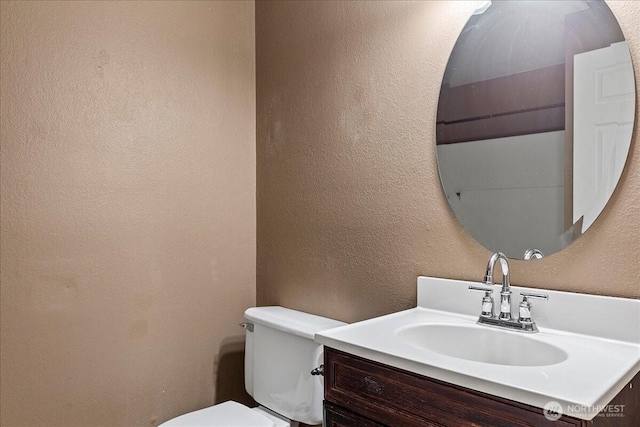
xmin=1 ymin=1 xmax=255 ymax=426
xmin=256 ymin=0 xmax=640 ymax=324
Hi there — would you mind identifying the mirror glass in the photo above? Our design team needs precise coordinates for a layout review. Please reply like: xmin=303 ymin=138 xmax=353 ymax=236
xmin=436 ymin=0 xmax=635 ymax=259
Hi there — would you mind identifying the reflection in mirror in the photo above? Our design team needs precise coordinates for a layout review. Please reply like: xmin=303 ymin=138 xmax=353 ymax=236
xmin=436 ymin=0 xmax=635 ymax=259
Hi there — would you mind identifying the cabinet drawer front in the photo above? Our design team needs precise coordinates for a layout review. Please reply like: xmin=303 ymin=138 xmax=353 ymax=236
xmin=325 ymin=348 xmax=582 ymax=427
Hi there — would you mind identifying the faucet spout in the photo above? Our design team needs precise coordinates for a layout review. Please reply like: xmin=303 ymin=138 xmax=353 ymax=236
xmin=484 ymin=252 xmax=512 ymax=320
xmin=484 ymin=252 xmax=510 ymax=291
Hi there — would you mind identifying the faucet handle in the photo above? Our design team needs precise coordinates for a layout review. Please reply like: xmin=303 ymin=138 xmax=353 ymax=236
xmin=469 ymin=285 xmax=493 ymax=293
xmin=469 ymin=286 xmax=494 ymax=318
xmin=520 ymin=292 xmax=548 ymax=301
xmin=518 ymin=292 xmax=548 ymax=325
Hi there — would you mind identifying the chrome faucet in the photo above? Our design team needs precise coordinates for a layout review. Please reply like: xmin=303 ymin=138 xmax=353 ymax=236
xmin=485 ymin=252 xmax=512 ymax=320
xmin=469 ymin=252 xmax=548 ymax=333
xmin=523 ymin=248 xmax=544 ymax=260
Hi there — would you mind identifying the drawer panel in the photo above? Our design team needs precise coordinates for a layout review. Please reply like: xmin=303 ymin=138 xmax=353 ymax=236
xmin=325 ymin=348 xmax=582 ymax=427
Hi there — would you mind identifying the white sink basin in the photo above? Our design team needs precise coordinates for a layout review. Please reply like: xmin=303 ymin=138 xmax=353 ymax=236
xmin=315 ymin=276 xmax=640 ymax=420
xmin=395 ymin=323 xmax=568 ymax=366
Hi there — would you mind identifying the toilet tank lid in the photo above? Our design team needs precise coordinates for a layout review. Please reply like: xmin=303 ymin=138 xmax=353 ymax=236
xmin=244 ymin=306 xmax=346 ymax=340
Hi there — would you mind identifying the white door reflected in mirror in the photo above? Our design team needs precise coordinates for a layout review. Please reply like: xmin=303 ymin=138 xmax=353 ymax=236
xmin=573 ymin=41 xmax=634 ymax=232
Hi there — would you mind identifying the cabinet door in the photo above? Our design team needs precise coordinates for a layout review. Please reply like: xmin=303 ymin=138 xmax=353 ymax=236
xmin=324 ymin=402 xmax=388 ymax=427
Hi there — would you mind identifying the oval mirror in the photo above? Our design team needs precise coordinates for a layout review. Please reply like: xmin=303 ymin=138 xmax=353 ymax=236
xmin=436 ymin=0 xmax=635 ymax=259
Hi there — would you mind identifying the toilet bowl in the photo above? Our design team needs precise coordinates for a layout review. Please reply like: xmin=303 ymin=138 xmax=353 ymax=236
xmin=159 ymin=307 xmax=345 ymax=427
xmin=160 ymin=401 xmax=289 ymax=427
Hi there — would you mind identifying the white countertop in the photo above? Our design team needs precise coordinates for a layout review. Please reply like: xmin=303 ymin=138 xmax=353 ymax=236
xmin=315 ymin=277 xmax=640 ymax=420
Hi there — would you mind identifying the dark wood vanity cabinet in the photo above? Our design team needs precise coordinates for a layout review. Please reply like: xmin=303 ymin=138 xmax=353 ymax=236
xmin=323 ymin=347 xmax=638 ymax=427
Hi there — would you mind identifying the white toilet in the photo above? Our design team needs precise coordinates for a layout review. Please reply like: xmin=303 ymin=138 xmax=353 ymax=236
xmin=160 ymin=306 xmax=346 ymax=427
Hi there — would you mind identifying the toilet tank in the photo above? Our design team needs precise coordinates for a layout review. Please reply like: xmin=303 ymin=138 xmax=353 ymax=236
xmin=243 ymin=306 xmax=345 ymax=425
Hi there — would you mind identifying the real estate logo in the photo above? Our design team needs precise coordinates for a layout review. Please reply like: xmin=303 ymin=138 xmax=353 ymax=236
xmin=543 ymin=401 xmax=626 ymax=421
xmin=543 ymin=401 xmax=563 ymax=421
